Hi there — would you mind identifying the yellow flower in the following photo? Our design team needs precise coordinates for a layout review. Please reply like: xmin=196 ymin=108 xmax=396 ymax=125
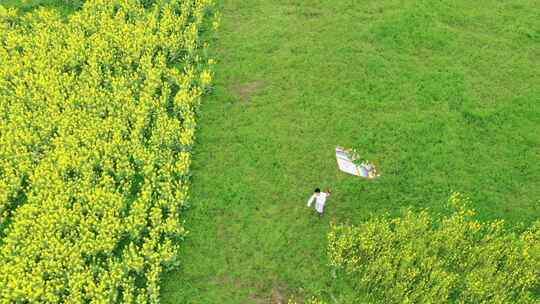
xmin=200 ymin=69 xmax=212 ymax=85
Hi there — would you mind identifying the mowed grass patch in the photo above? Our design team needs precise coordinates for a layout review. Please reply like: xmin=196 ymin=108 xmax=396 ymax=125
xmin=161 ymin=0 xmax=539 ymax=303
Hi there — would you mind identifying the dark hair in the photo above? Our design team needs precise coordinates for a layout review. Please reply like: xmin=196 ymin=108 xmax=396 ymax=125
xmin=314 ymin=188 xmax=321 ymax=193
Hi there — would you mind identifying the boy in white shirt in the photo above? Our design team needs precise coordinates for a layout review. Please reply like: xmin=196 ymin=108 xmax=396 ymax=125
xmin=307 ymin=188 xmax=332 ymax=217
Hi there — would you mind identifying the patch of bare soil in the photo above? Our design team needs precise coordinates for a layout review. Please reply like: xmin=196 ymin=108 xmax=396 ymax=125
xmin=270 ymin=286 xmax=286 ymax=304
xmin=245 ymin=282 xmax=295 ymax=304
xmin=228 ymin=80 xmax=265 ymax=102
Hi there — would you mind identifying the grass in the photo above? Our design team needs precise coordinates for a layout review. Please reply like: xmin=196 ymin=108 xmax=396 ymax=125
xmin=161 ymin=0 xmax=539 ymax=303
xmin=3 ymin=0 xmax=539 ymax=303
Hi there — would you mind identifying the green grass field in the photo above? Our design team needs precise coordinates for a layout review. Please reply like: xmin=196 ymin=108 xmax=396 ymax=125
xmin=4 ymin=0 xmax=539 ymax=303
xmin=160 ymin=1 xmax=539 ymax=302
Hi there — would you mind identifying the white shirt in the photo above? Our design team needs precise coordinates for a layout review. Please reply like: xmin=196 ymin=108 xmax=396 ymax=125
xmin=307 ymin=192 xmax=329 ymax=213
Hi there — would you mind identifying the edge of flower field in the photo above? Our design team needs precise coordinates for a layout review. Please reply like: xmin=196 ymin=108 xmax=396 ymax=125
xmin=0 ymin=1 xmax=220 ymax=302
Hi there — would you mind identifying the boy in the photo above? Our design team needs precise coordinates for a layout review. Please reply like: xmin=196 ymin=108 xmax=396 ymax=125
xmin=307 ymin=188 xmax=331 ymax=217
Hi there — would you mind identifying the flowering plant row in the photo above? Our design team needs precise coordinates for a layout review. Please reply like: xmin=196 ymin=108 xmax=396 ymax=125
xmin=328 ymin=193 xmax=539 ymax=303
xmin=0 ymin=0 xmax=217 ymax=302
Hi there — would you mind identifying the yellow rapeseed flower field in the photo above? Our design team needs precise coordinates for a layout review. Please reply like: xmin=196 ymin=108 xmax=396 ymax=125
xmin=0 ymin=0 xmax=217 ymax=303
xmin=327 ymin=193 xmax=540 ymax=303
